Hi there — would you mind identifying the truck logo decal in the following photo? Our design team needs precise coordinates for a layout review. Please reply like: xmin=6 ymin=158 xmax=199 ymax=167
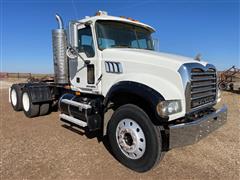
xmin=105 ymin=61 xmax=123 ymax=74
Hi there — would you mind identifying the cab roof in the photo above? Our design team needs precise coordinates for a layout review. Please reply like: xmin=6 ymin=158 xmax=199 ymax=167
xmin=76 ymin=11 xmax=155 ymax=32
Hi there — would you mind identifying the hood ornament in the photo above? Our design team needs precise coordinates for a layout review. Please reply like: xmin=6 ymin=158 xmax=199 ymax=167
xmin=194 ymin=53 xmax=201 ymax=61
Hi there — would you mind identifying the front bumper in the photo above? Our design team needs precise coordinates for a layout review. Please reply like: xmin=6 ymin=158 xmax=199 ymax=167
xmin=169 ymin=105 xmax=227 ymax=149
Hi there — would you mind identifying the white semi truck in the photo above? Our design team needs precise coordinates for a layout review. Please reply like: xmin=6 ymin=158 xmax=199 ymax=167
xmin=9 ymin=11 xmax=227 ymax=172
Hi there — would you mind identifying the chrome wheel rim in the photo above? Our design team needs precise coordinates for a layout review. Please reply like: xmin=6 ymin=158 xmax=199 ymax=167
xmin=22 ymin=92 xmax=30 ymax=111
xmin=11 ymin=89 xmax=17 ymax=106
xmin=116 ymin=118 xmax=146 ymax=159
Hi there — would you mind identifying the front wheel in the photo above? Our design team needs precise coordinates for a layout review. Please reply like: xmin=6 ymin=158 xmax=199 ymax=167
xmin=107 ymin=104 xmax=163 ymax=172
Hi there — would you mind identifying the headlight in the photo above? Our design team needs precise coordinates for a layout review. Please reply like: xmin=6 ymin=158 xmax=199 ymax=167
xmin=156 ymin=100 xmax=182 ymax=118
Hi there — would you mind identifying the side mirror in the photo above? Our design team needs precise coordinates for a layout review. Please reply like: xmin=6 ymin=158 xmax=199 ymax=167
xmin=66 ymin=47 xmax=90 ymax=64
xmin=69 ymin=22 xmax=90 ymax=48
xmin=66 ymin=47 xmax=78 ymax=59
xmin=69 ymin=22 xmax=79 ymax=48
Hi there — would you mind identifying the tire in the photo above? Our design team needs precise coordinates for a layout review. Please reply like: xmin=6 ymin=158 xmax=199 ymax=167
xmin=10 ymin=84 xmax=23 ymax=111
xmin=218 ymin=82 xmax=228 ymax=90
xmin=107 ymin=104 xmax=163 ymax=172
xmin=229 ymin=83 xmax=234 ymax=91
xmin=39 ymin=103 xmax=50 ymax=116
xmin=22 ymin=89 xmax=40 ymax=118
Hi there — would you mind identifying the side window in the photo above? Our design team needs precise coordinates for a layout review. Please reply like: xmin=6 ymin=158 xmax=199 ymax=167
xmin=78 ymin=26 xmax=95 ymax=58
xmin=131 ymin=39 xmax=148 ymax=49
xmin=131 ymin=40 xmax=139 ymax=48
xmin=138 ymin=39 xmax=148 ymax=49
xmin=98 ymin=38 xmax=115 ymax=49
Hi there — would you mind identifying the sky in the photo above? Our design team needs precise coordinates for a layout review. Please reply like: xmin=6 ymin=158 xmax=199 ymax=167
xmin=0 ymin=0 xmax=239 ymax=73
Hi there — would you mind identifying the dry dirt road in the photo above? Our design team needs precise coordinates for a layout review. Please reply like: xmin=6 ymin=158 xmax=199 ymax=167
xmin=0 ymin=81 xmax=239 ymax=180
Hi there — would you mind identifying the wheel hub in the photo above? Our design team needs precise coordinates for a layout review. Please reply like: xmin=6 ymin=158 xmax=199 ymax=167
xmin=116 ymin=119 xmax=146 ymax=159
xmin=22 ymin=92 xmax=30 ymax=111
xmin=11 ymin=89 xmax=17 ymax=106
xmin=124 ymin=133 xmax=133 ymax=146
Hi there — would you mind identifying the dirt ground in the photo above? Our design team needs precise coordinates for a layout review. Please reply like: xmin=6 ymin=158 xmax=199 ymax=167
xmin=0 ymin=80 xmax=239 ymax=180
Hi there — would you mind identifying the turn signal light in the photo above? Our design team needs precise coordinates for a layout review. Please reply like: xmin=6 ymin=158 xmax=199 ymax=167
xmin=75 ymin=91 xmax=81 ymax=96
xmin=64 ymin=85 xmax=71 ymax=89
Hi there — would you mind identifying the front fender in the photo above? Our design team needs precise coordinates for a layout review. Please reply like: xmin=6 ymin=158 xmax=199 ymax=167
xmin=102 ymin=73 xmax=186 ymax=120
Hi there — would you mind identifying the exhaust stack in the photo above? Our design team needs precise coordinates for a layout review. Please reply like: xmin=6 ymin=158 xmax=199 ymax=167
xmin=55 ymin=13 xmax=64 ymax=29
xmin=52 ymin=13 xmax=69 ymax=84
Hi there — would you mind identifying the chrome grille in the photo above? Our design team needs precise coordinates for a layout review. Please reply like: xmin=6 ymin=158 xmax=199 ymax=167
xmin=190 ymin=68 xmax=217 ymax=109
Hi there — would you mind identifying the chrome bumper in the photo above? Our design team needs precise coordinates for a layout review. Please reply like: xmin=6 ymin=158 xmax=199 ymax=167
xmin=169 ymin=105 xmax=227 ymax=149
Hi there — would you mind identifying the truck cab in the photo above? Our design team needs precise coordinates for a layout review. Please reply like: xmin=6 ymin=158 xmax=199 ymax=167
xmin=9 ymin=11 xmax=228 ymax=172
xmin=67 ymin=12 xmax=156 ymax=95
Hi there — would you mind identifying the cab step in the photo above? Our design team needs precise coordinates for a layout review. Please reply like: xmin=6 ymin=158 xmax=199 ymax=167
xmin=61 ymin=99 xmax=91 ymax=110
xmin=59 ymin=113 xmax=87 ymax=127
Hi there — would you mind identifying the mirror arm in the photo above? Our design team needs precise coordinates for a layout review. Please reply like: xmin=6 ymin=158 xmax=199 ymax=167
xmin=67 ymin=46 xmax=90 ymax=65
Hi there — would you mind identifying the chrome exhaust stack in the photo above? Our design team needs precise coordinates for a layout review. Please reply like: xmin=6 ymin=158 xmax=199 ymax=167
xmin=55 ymin=13 xmax=64 ymax=29
xmin=52 ymin=13 xmax=69 ymax=84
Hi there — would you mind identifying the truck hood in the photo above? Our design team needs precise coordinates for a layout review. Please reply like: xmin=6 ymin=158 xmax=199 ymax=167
xmin=101 ymin=48 xmax=212 ymax=121
xmin=102 ymin=48 xmax=207 ymax=70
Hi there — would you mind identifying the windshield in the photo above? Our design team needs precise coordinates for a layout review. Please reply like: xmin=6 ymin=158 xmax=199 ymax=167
xmin=96 ymin=20 xmax=154 ymax=50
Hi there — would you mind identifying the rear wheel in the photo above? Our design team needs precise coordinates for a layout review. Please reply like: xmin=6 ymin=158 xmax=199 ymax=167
xmin=10 ymin=84 xmax=23 ymax=111
xmin=39 ymin=103 xmax=50 ymax=116
xmin=22 ymin=90 xmax=39 ymax=118
xmin=107 ymin=104 xmax=163 ymax=172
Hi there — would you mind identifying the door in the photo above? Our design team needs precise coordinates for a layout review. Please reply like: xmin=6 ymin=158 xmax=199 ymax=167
xmin=69 ymin=24 xmax=100 ymax=94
